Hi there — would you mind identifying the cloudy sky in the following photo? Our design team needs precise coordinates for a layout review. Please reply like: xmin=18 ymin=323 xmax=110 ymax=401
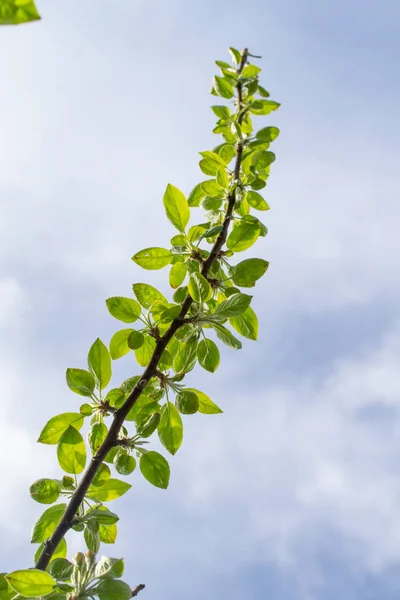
xmin=1 ymin=0 xmax=400 ymax=598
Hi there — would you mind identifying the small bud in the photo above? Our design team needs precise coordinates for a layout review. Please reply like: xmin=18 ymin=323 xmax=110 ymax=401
xmin=73 ymin=552 xmax=85 ymax=565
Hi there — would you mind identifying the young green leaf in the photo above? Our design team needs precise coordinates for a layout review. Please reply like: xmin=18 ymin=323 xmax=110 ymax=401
xmin=228 ymin=47 xmax=241 ymax=66
xmin=169 ymin=262 xmax=187 ymax=289
xmin=188 ymin=272 xmax=212 ymax=303
xmin=140 ymin=451 xmax=170 ymax=489
xmin=163 ymin=184 xmax=190 ymax=232
xmin=31 ymin=504 xmax=66 ymax=543
xmin=66 ymin=368 xmax=95 ymax=397
xmin=250 ymin=99 xmax=280 ymax=115
xmin=99 ymin=520 xmax=118 ymax=544
xmin=96 ymin=579 xmax=133 ymax=600
xmin=227 ymin=221 xmax=260 ymax=252
xmin=232 ymin=258 xmax=269 ymax=286
xmin=197 ymin=338 xmax=220 ymax=372
xmin=95 ymin=557 xmax=124 ymax=580
xmin=114 ymin=451 xmax=136 ymax=476
xmin=109 ymin=329 xmax=134 ymax=360
xmin=188 ymin=182 xmax=207 ymax=207
xmin=6 ymin=570 xmax=55 ymax=598
xmin=132 ymin=283 xmax=167 ymax=308
xmin=201 ymin=179 xmax=223 ymax=197
xmin=127 ymin=329 xmax=145 ymax=350
xmin=229 ymin=306 xmax=259 ymax=340
xmin=126 ymin=394 xmax=159 ymax=425
xmin=256 ymin=126 xmax=280 ymax=142
xmin=48 ymin=557 xmax=73 ymax=581
xmin=86 ymin=479 xmax=132 ymax=502
xmin=0 ymin=0 xmax=41 ymax=25
xmin=211 ymin=105 xmax=231 ymax=119
xmin=185 ymin=388 xmax=223 ymax=414
xmin=158 ymin=402 xmax=183 ymax=455
xmin=132 ymin=247 xmax=173 ymax=270
xmin=84 ymin=521 xmax=100 ymax=554
xmin=246 ymin=191 xmax=270 ymax=211
xmin=34 ymin=536 xmax=67 ymax=564
xmin=92 ymin=463 xmax=111 ymax=487
xmin=173 ymin=339 xmax=198 ymax=374
xmin=80 ymin=403 xmax=93 ymax=416
xmin=175 ymin=390 xmax=199 ymax=414
xmin=88 ymin=422 xmax=108 ymax=454
xmin=212 ymin=323 xmax=243 ymax=349
xmin=242 ymin=64 xmax=261 ymax=78
xmin=29 ymin=479 xmax=61 ymax=505
xmin=258 ymin=84 xmax=270 ymax=97
xmin=38 ymin=413 xmax=84 ymax=445
xmin=88 ymin=338 xmax=112 ymax=390
xmin=106 ymin=297 xmax=141 ymax=323
xmin=134 ymin=335 xmax=156 ymax=367
xmin=57 ymin=426 xmax=87 ymax=475
xmin=211 ymin=293 xmax=252 ymax=319
xmin=213 ymin=76 xmax=234 ymax=99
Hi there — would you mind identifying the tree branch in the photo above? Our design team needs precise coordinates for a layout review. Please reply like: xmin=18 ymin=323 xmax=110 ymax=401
xmin=35 ymin=47 xmax=249 ymax=572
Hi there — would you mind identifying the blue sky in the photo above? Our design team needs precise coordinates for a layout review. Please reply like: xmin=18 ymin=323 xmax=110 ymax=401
xmin=1 ymin=0 xmax=400 ymax=598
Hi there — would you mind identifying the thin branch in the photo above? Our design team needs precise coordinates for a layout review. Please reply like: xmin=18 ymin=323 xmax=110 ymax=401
xmin=35 ymin=47 xmax=249 ymax=572
xmin=132 ymin=584 xmax=146 ymax=597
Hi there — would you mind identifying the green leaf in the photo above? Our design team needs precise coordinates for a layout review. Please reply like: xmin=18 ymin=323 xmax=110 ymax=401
xmin=132 ymin=247 xmax=173 ymax=270
xmin=31 ymin=504 xmax=66 ymax=543
xmin=127 ymin=329 xmax=144 ymax=350
xmin=227 ymin=221 xmax=260 ymax=252
xmin=6 ymin=570 xmax=55 ymax=598
xmin=246 ymin=191 xmax=270 ymax=211
xmin=86 ymin=479 xmax=132 ymax=502
xmin=258 ymin=85 xmax=270 ymax=97
xmin=212 ymin=323 xmax=242 ymax=349
xmin=201 ymin=179 xmax=223 ymax=197
xmin=65 ymin=368 xmax=95 ymax=397
xmin=85 ymin=507 xmax=119 ymax=525
xmin=88 ymin=338 xmax=112 ymax=390
xmin=211 ymin=105 xmax=230 ymax=119
xmin=92 ymin=463 xmax=111 ymax=487
xmin=114 ymin=451 xmax=136 ymax=476
xmin=169 ymin=262 xmax=187 ymax=289
xmin=109 ymin=329 xmax=134 ymax=360
xmin=57 ymin=426 xmax=87 ymax=475
xmin=242 ymin=64 xmax=261 ymax=78
xmin=134 ymin=335 xmax=156 ymax=367
xmin=0 ymin=573 xmax=13 ymax=600
xmin=197 ymin=339 xmax=220 ymax=372
xmin=84 ymin=521 xmax=100 ymax=554
xmin=213 ymin=76 xmax=234 ymax=99
xmin=95 ymin=557 xmax=124 ymax=580
xmin=188 ymin=222 xmax=209 ymax=243
xmin=256 ymin=126 xmax=280 ymax=142
xmin=185 ymin=388 xmax=222 ymax=414
xmin=158 ymin=402 xmax=183 ymax=455
xmin=216 ymin=143 xmax=236 ymax=163
xmin=106 ymin=297 xmax=141 ymax=323
xmin=34 ymin=536 xmax=67 ymax=565
xmin=126 ymin=394 xmax=159 ymax=424
xmin=171 ymin=233 xmax=187 ymax=247
xmin=252 ymin=150 xmax=275 ymax=169
xmin=99 ymin=521 xmax=118 ymax=544
xmin=132 ymin=283 xmax=167 ymax=309
xmin=106 ymin=388 xmax=126 ymax=409
xmin=140 ymin=451 xmax=170 ymax=489
xmin=211 ymin=293 xmax=252 ymax=319
xmin=163 ymin=184 xmax=190 ymax=232
xmin=175 ymin=391 xmax=199 ymax=414
xmin=228 ymin=47 xmax=241 ymax=66
xmin=250 ymin=99 xmax=280 ymax=115
xmin=188 ymin=273 xmax=212 ymax=303
xmin=29 ymin=479 xmax=61 ymax=505
xmin=38 ymin=413 xmax=84 ymax=445
xmin=232 ymin=258 xmax=269 ymax=286
xmin=48 ymin=558 xmax=73 ymax=581
xmin=188 ymin=182 xmax=207 ymax=207
xmin=230 ymin=306 xmax=258 ymax=340
xmin=216 ymin=166 xmax=229 ymax=188
xmin=88 ymin=422 xmax=108 ymax=454
xmin=173 ymin=339 xmax=198 ymax=374
xmin=96 ymin=579 xmax=132 ymax=600
xmin=0 ymin=0 xmax=40 ymax=26
xmin=80 ymin=403 xmax=93 ymax=416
